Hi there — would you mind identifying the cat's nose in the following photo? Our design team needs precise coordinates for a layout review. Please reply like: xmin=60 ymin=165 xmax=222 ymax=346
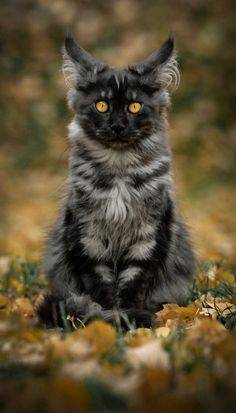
xmin=111 ymin=124 xmax=125 ymax=135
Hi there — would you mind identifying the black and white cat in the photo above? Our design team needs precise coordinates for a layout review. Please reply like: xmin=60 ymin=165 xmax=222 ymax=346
xmin=38 ymin=36 xmax=195 ymax=328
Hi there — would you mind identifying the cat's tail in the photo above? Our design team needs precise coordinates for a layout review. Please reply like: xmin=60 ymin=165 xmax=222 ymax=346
xmin=37 ymin=293 xmax=155 ymax=330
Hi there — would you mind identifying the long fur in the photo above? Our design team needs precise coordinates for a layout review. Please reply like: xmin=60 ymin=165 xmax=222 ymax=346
xmin=38 ymin=36 xmax=195 ymax=329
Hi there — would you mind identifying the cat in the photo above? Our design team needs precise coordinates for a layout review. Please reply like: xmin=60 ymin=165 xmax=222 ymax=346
xmin=38 ymin=35 xmax=195 ymax=329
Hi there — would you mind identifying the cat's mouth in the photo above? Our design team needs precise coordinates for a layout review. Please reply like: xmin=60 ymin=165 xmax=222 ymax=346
xmin=101 ymin=135 xmax=136 ymax=149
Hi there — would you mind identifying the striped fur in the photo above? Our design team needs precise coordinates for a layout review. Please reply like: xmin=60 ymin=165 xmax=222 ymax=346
xmin=38 ymin=36 xmax=195 ymax=329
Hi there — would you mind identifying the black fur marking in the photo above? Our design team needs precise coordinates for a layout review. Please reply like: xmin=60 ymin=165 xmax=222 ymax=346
xmin=132 ymin=162 xmax=170 ymax=189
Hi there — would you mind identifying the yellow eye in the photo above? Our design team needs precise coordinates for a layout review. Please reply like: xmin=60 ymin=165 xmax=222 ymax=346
xmin=95 ymin=101 xmax=109 ymax=113
xmin=128 ymin=102 xmax=142 ymax=114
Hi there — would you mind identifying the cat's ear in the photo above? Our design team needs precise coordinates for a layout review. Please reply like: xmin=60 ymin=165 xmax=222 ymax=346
xmin=62 ymin=36 xmax=108 ymax=86
xmin=128 ymin=37 xmax=180 ymax=91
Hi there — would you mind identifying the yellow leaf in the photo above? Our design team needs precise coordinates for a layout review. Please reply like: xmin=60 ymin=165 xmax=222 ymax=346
xmin=9 ymin=279 xmax=24 ymax=294
xmin=12 ymin=297 xmax=35 ymax=318
xmin=46 ymin=333 xmax=91 ymax=362
xmin=215 ymin=268 xmax=235 ymax=285
xmin=198 ymin=269 xmax=219 ymax=289
xmin=156 ymin=303 xmax=200 ymax=327
xmin=126 ymin=339 xmax=170 ymax=370
xmin=126 ymin=328 xmax=153 ymax=347
xmin=155 ymin=304 xmax=179 ymax=325
xmin=155 ymin=326 xmax=171 ymax=338
xmin=0 ymin=295 xmax=8 ymax=309
xmin=186 ymin=318 xmax=228 ymax=350
xmin=76 ymin=320 xmax=116 ymax=355
xmin=21 ymin=328 xmax=43 ymax=342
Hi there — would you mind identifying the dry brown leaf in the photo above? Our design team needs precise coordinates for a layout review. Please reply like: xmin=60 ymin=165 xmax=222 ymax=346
xmin=11 ymin=297 xmax=35 ymax=318
xmin=126 ymin=327 xmax=153 ymax=347
xmin=126 ymin=339 xmax=170 ymax=370
xmin=155 ymin=303 xmax=200 ymax=327
xmin=46 ymin=333 xmax=92 ymax=362
xmin=186 ymin=318 xmax=228 ymax=351
xmin=199 ymin=307 xmax=218 ymax=319
xmin=203 ymin=295 xmax=236 ymax=316
xmin=76 ymin=320 xmax=117 ymax=355
xmin=155 ymin=304 xmax=179 ymax=326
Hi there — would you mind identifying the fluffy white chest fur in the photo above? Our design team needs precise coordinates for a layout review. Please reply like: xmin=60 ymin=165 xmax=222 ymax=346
xmin=79 ymin=176 xmax=156 ymax=261
xmin=104 ymin=177 xmax=134 ymax=222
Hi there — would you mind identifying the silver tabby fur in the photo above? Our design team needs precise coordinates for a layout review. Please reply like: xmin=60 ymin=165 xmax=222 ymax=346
xmin=38 ymin=36 xmax=195 ymax=328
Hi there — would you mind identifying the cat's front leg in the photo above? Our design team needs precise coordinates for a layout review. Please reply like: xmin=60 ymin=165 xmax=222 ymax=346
xmin=81 ymin=263 xmax=115 ymax=309
xmin=116 ymin=263 xmax=152 ymax=310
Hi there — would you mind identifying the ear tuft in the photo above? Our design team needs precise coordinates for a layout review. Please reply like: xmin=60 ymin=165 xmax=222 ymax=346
xmin=128 ymin=36 xmax=180 ymax=92
xmin=62 ymin=36 xmax=83 ymax=87
xmin=158 ymin=47 xmax=180 ymax=91
xmin=62 ymin=36 xmax=108 ymax=87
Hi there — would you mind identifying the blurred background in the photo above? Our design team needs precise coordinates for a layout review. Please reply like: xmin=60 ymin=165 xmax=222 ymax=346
xmin=0 ymin=0 xmax=235 ymax=264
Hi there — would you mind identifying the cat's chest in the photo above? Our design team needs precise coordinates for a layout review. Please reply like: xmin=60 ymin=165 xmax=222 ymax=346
xmin=84 ymin=177 xmax=143 ymax=229
xmin=78 ymin=177 xmax=150 ymax=260
xmin=102 ymin=177 xmax=137 ymax=223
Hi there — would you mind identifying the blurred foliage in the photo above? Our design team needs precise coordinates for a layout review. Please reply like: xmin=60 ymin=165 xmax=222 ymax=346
xmin=0 ymin=258 xmax=236 ymax=412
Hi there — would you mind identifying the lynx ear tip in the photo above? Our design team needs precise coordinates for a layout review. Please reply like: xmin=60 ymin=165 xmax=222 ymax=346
xmin=64 ymin=35 xmax=75 ymax=50
xmin=165 ymin=35 xmax=175 ymax=53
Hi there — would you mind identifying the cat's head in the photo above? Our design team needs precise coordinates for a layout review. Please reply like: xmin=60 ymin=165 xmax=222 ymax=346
xmin=63 ymin=36 xmax=179 ymax=149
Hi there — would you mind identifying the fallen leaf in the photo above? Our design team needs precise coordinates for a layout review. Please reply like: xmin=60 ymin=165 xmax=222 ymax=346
xmin=11 ymin=297 xmax=35 ymax=317
xmin=186 ymin=318 xmax=228 ymax=352
xmin=9 ymin=278 xmax=25 ymax=294
xmin=215 ymin=268 xmax=236 ymax=285
xmin=46 ymin=333 xmax=92 ymax=362
xmin=126 ymin=339 xmax=170 ymax=370
xmin=155 ymin=326 xmax=171 ymax=338
xmin=203 ymin=295 xmax=236 ymax=316
xmin=126 ymin=327 xmax=153 ymax=347
xmin=155 ymin=303 xmax=200 ymax=327
xmin=0 ymin=295 xmax=8 ymax=309
xmin=76 ymin=320 xmax=117 ymax=355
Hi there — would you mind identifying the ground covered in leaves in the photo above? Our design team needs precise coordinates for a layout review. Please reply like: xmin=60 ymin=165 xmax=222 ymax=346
xmin=0 ymin=258 xmax=235 ymax=413
xmin=0 ymin=1 xmax=235 ymax=412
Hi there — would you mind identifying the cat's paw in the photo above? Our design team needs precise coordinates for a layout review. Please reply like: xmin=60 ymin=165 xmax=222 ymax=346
xmin=101 ymin=308 xmax=155 ymax=329
xmin=125 ymin=309 xmax=155 ymax=328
